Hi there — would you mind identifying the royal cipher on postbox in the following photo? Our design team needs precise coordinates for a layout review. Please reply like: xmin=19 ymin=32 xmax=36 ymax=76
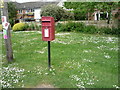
xmin=41 ymin=16 xmax=55 ymax=41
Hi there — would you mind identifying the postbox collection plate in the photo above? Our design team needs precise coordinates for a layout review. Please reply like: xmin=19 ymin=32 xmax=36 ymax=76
xmin=44 ymin=28 xmax=49 ymax=37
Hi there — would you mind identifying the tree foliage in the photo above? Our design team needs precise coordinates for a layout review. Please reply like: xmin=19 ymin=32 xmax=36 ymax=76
xmin=64 ymin=2 xmax=119 ymax=23
xmin=64 ymin=2 xmax=97 ymax=20
xmin=64 ymin=2 xmax=118 ymax=12
xmin=94 ymin=2 xmax=118 ymax=24
xmin=62 ymin=11 xmax=74 ymax=20
xmin=0 ymin=11 xmax=1 ymax=24
xmin=41 ymin=4 xmax=65 ymax=22
xmin=7 ymin=2 xmax=17 ymax=26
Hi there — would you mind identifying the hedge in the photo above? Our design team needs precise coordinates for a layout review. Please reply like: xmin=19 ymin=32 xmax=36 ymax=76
xmin=12 ymin=23 xmax=28 ymax=31
xmin=0 ymin=24 xmax=3 ymax=31
xmin=56 ymin=22 xmax=120 ymax=35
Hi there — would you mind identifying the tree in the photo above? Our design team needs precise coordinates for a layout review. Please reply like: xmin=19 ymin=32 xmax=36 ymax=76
xmin=41 ymin=4 xmax=65 ymax=22
xmin=94 ymin=2 xmax=118 ymax=24
xmin=0 ymin=10 xmax=1 ymax=24
xmin=2 ymin=2 xmax=14 ymax=62
xmin=7 ymin=2 xmax=17 ymax=26
xmin=64 ymin=2 xmax=119 ymax=24
xmin=73 ymin=9 xmax=86 ymax=20
xmin=64 ymin=2 xmax=97 ymax=21
xmin=62 ymin=10 xmax=74 ymax=20
xmin=0 ymin=0 xmax=4 ymax=24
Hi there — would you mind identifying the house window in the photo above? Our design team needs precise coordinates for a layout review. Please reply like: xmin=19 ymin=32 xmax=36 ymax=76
xmin=25 ymin=9 xmax=30 ymax=14
xmin=30 ymin=9 xmax=34 ymax=12
xmin=27 ymin=9 xmax=30 ymax=13
xmin=18 ymin=10 xmax=23 ymax=14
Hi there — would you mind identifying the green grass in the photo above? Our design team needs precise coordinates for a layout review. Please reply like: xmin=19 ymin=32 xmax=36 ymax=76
xmin=2 ymin=31 xmax=119 ymax=88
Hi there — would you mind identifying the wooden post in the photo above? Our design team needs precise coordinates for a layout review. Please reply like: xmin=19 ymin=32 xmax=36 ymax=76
xmin=2 ymin=2 xmax=14 ymax=62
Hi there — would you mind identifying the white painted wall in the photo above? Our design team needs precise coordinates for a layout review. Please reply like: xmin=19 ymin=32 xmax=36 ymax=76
xmin=106 ymin=12 xmax=108 ymax=18
xmin=94 ymin=12 xmax=101 ymax=21
xmin=98 ymin=13 xmax=100 ymax=20
xmin=57 ymin=0 xmax=67 ymax=8
xmin=94 ymin=12 xmax=97 ymax=20
xmin=34 ymin=9 xmax=41 ymax=20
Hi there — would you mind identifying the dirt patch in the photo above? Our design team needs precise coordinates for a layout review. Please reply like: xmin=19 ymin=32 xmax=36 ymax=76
xmin=36 ymin=84 xmax=55 ymax=88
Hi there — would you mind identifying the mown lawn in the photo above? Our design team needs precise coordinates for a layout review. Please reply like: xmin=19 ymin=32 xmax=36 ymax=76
xmin=1 ymin=31 xmax=119 ymax=88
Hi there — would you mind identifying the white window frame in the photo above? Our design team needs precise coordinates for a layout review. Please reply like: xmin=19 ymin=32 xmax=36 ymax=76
xmin=19 ymin=10 xmax=23 ymax=14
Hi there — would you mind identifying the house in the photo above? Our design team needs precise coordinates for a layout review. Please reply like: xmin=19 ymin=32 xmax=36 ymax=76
xmin=13 ymin=1 xmax=59 ymax=22
xmin=13 ymin=1 xmax=119 ymax=22
xmin=93 ymin=7 xmax=120 ymax=21
xmin=60 ymin=1 xmax=120 ymax=21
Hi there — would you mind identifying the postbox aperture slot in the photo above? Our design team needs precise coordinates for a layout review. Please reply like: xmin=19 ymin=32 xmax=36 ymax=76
xmin=42 ymin=21 xmax=51 ymax=22
xmin=42 ymin=21 xmax=51 ymax=26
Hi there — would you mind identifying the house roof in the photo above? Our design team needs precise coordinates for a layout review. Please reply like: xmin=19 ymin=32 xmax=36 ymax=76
xmin=14 ymin=2 xmax=59 ymax=10
xmin=4 ymin=0 xmax=11 ymax=2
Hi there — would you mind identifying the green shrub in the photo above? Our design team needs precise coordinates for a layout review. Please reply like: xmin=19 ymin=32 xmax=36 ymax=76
xmin=62 ymin=11 xmax=74 ymax=21
xmin=73 ymin=10 xmax=87 ymax=20
xmin=0 ymin=24 xmax=3 ymax=31
xmin=56 ymin=23 xmax=63 ymax=32
xmin=12 ymin=23 xmax=28 ymax=31
xmin=9 ymin=19 xmax=14 ymax=27
xmin=35 ymin=24 xmax=41 ymax=30
xmin=56 ymin=22 xmax=74 ymax=32
xmin=84 ymin=25 xmax=98 ymax=34
xmin=112 ymin=27 xmax=120 ymax=35
xmin=56 ymin=22 xmax=86 ymax=32
xmin=56 ymin=22 xmax=119 ymax=35
xmin=41 ymin=4 xmax=65 ymax=22
xmin=99 ymin=27 xmax=111 ymax=34
xmin=99 ymin=27 xmax=120 ymax=35
xmin=64 ymin=22 xmax=75 ymax=32
xmin=25 ymin=23 xmax=29 ymax=30
xmin=24 ymin=23 xmax=41 ymax=31
xmin=29 ymin=24 xmax=35 ymax=30
xmin=0 ymin=17 xmax=1 ymax=24
xmin=74 ymin=22 xmax=86 ymax=32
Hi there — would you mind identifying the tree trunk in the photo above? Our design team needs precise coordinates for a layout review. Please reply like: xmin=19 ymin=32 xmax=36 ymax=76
xmin=107 ymin=11 xmax=111 ymax=24
xmin=2 ymin=2 xmax=14 ymax=63
xmin=88 ymin=12 xmax=89 ymax=24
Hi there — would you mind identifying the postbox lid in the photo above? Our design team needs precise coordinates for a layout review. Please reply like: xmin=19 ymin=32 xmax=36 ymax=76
xmin=42 ymin=16 xmax=54 ymax=21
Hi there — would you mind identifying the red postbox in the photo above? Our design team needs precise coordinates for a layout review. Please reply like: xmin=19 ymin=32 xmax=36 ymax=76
xmin=42 ymin=16 xmax=55 ymax=41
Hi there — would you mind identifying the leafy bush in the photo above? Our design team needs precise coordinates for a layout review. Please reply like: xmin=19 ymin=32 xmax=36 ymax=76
xmin=99 ymin=27 xmax=120 ymax=35
xmin=56 ymin=23 xmax=64 ymax=32
xmin=7 ymin=2 xmax=17 ymax=28
xmin=110 ymin=28 xmax=120 ymax=35
xmin=31 ymin=24 xmax=41 ymax=30
xmin=9 ymin=19 xmax=14 ymax=27
xmin=56 ymin=22 xmax=119 ymax=35
xmin=63 ymin=22 xmax=75 ymax=32
xmin=0 ymin=24 xmax=3 ymax=31
xmin=41 ymin=4 xmax=65 ymax=22
xmin=84 ymin=25 xmax=98 ymax=34
xmin=73 ymin=10 xmax=87 ymax=20
xmin=29 ymin=24 xmax=35 ymax=30
xmin=25 ymin=23 xmax=41 ymax=31
xmin=35 ymin=24 xmax=41 ymax=30
xmin=0 ymin=16 xmax=1 ymax=24
xmin=56 ymin=22 xmax=86 ymax=32
xmin=73 ymin=22 xmax=86 ymax=32
xmin=12 ymin=23 xmax=28 ymax=31
xmin=62 ymin=11 xmax=74 ymax=21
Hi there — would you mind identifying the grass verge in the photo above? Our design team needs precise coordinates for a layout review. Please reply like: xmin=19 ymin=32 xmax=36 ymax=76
xmin=2 ymin=31 xmax=119 ymax=88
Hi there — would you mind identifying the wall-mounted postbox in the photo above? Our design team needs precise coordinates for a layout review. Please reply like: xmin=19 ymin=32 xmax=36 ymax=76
xmin=42 ymin=16 xmax=55 ymax=41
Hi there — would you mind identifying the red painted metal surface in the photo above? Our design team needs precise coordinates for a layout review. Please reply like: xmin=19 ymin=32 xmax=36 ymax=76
xmin=42 ymin=16 xmax=55 ymax=41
